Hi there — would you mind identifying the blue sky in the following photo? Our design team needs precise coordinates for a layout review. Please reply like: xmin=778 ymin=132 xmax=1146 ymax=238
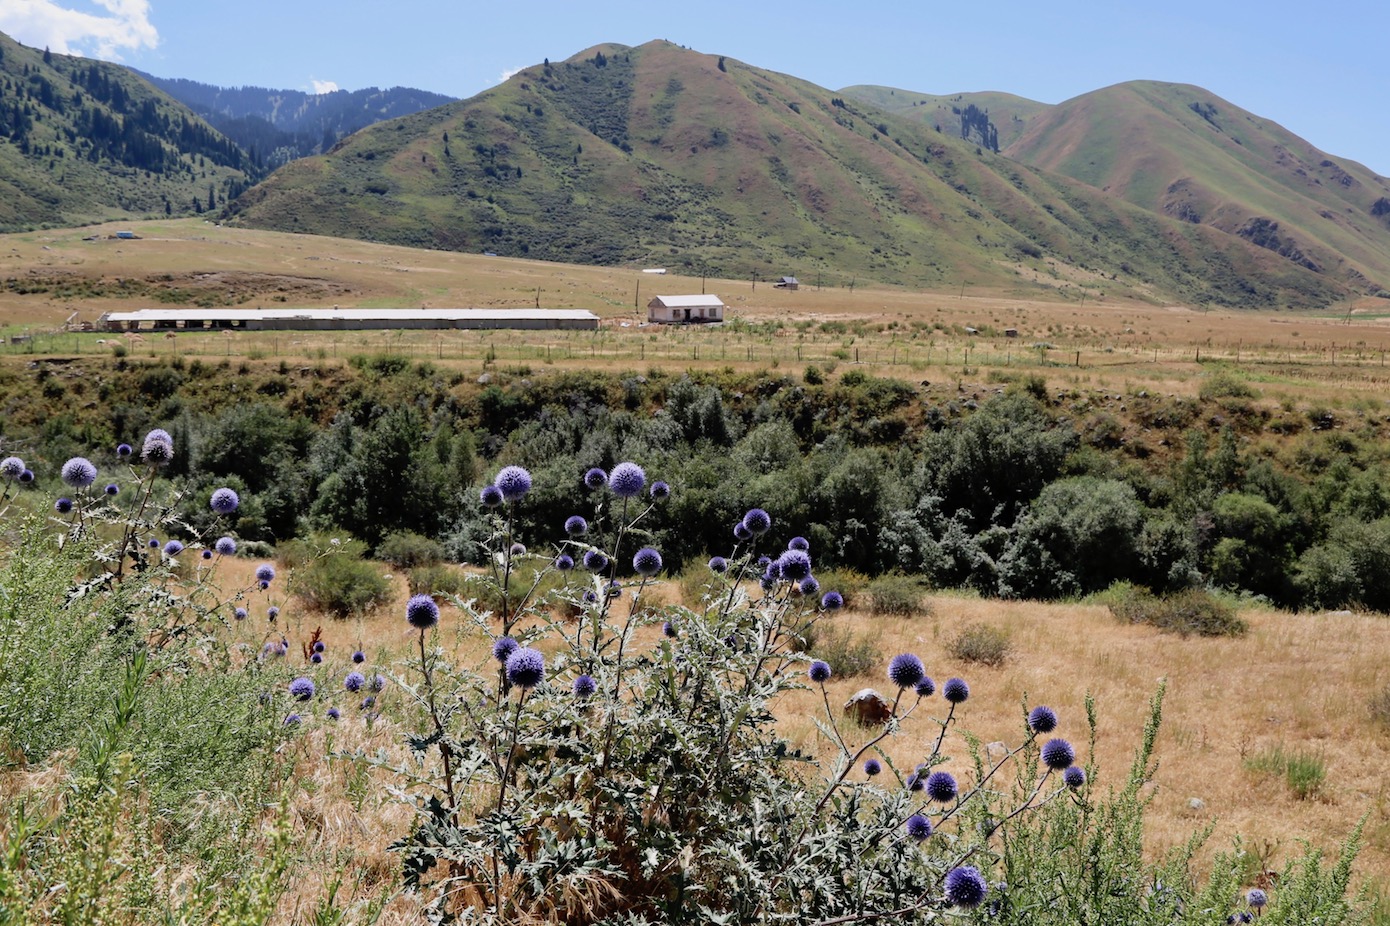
xmin=2 ymin=0 xmax=1386 ymax=174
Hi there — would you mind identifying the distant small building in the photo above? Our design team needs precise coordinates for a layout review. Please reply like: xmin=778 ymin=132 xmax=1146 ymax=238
xmin=647 ymin=294 xmax=725 ymax=324
xmin=1004 ymin=328 xmax=1019 ymax=338
xmin=642 ymin=268 xmax=668 ymax=274
xmin=97 ymin=307 xmax=600 ymax=332
xmin=773 ymin=276 xmax=800 ymax=290
xmin=115 ymin=231 xmax=139 ymax=240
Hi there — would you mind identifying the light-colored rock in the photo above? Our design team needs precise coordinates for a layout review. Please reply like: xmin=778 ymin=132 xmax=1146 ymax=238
xmin=843 ymin=688 xmax=891 ymax=726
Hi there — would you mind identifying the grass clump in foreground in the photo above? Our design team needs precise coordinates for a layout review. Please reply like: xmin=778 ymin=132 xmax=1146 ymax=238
xmin=1106 ymin=583 xmax=1248 ymax=637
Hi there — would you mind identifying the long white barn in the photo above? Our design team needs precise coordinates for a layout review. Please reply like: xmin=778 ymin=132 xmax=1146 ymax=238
xmin=98 ymin=307 xmax=601 ymax=332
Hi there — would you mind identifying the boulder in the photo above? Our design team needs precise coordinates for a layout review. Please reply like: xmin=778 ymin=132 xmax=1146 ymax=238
xmin=844 ymin=688 xmax=892 ymax=726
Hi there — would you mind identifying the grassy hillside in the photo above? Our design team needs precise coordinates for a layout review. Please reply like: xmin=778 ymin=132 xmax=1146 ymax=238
xmin=840 ymin=85 xmax=1047 ymax=150
xmin=0 ymin=32 xmax=254 ymax=231
xmin=227 ymin=42 xmax=1346 ymax=309
xmin=1006 ymin=80 xmax=1390 ymax=296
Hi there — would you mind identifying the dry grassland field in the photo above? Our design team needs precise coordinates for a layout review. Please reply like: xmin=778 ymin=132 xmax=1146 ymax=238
xmin=5 ymin=219 xmax=1390 ymax=919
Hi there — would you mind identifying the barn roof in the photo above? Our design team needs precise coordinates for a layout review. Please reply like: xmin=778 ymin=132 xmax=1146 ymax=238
xmin=99 ymin=308 xmax=598 ymax=323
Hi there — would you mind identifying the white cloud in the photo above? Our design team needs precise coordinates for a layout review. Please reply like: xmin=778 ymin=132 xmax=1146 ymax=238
xmin=309 ymin=79 xmax=340 ymax=94
xmin=0 ymin=0 xmax=158 ymax=60
xmin=498 ymin=66 xmax=524 ymax=83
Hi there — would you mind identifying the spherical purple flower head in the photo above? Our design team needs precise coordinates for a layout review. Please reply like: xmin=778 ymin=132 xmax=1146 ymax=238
xmin=608 ymin=461 xmax=645 ymax=499
xmin=762 ymin=560 xmax=782 ymax=582
xmin=360 ymin=696 xmax=376 ymax=710
xmin=572 ymin=674 xmax=597 ymax=698
xmin=888 ymin=653 xmax=926 ymax=689
xmin=368 ymin=674 xmax=386 ymax=692
xmin=906 ymin=773 xmax=924 ymax=792
xmin=863 ymin=758 xmax=882 ymax=776
xmin=259 ymin=580 xmax=270 ymax=590
xmin=104 ymin=483 xmax=120 ymax=496
xmin=554 ymin=554 xmax=574 ymax=571
xmin=606 ymin=580 xmax=622 ymax=599
xmin=327 ymin=707 xmax=341 ymax=721
xmin=945 ymin=866 xmax=989 ymax=908
xmin=564 ymin=515 xmax=588 ymax=536
xmin=18 ymin=469 xmax=33 ymax=484
xmin=163 ymin=540 xmax=184 ymax=557
xmin=582 ymin=589 xmax=599 ymax=605
xmin=943 ymin=677 xmax=970 ymax=704
xmin=583 ymin=467 xmax=608 ymax=490
xmin=148 ymin=537 xmax=160 ymax=548
xmin=284 ymin=714 xmax=301 ymax=726
xmin=1041 ymin=738 xmax=1075 ymax=771
xmin=234 ymin=607 xmax=247 ymax=620
xmin=708 ymin=556 xmax=728 ymax=574
xmin=0 ymin=457 xmax=25 ymax=480
xmin=926 ymin=771 xmax=958 ymax=803
xmin=509 ymin=542 xmax=527 ymax=557
xmin=352 ymin=650 xmax=365 ymax=664
xmin=267 ymin=606 xmax=280 ymax=621
xmin=1028 ymin=706 xmax=1058 ymax=734
xmin=273 ymin=641 xmax=288 ymax=656
xmin=505 ymin=647 xmax=546 ymax=689
xmin=756 ymin=555 xmax=772 ymax=569
xmin=798 ymin=576 xmax=820 ymax=597
xmin=289 ymin=676 xmax=316 ymax=701
xmin=777 ymin=549 xmax=812 ymax=582
xmin=788 ymin=536 xmax=810 ymax=552
xmin=650 ymin=480 xmax=670 ymax=501
xmin=344 ymin=671 xmax=365 ymax=692
xmin=215 ymin=536 xmax=237 ymax=556
xmin=1247 ymin=889 xmax=1268 ymax=910
xmin=759 ymin=575 xmax=777 ymax=594
xmin=313 ymin=641 xmax=325 ymax=653
xmin=1063 ymin=765 xmax=1086 ymax=789
xmin=492 ymin=635 xmax=519 ymax=664
xmin=633 ymin=547 xmax=663 ymax=577
xmin=61 ymin=457 xmax=98 ymax=489
xmin=915 ymin=676 xmax=936 ymax=698
xmin=583 ymin=550 xmax=608 ymax=573
xmin=55 ymin=497 xmax=73 ymax=514
xmin=479 ymin=484 xmax=504 ymax=508
xmin=733 ymin=521 xmax=753 ymax=542
xmin=201 ymin=549 xmax=213 ymax=560
xmin=310 ymin=652 xmax=323 ymax=664
xmin=1230 ymin=912 xmax=1254 ymax=924
xmin=210 ymin=487 xmax=239 ymax=515
xmin=821 ymin=590 xmax=844 ymax=610
xmin=906 ymin=813 xmax=933 ymax=841
xmin=255 ymin=563 xmax=276 ymax=584
xmin=662 ymin=620 xmax=677 ymax=638
xmin=808 ymin=660 xmax=832 ymax=684
xmin=493 ymin=465 xmax=532 ymax=502
xmin=116 ymin=443 xmax=133 ymax=458
xmin=742 ymin=508 xmax=772 ymax=536
xmin=141 ymin=429 xmax=174 ymax=465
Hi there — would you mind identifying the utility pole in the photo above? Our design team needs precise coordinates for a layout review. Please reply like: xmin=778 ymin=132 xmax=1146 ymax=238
xmin=534 ymin=287 xmax=541 ymax=309
xmin=634 ymin=280 xmax=640 ymax=309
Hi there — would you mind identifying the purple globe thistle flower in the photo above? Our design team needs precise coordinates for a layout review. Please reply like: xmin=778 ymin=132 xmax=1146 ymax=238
xmin=762 ymin=560 xmax=782 ymax=582
xmin=1028 ymin=706 xmax=1058 ymax=734
xmin=1247 ymin=889 xmax=1268 ymax=910
xmin=1063 ymin=765 xmax=1087 ymax=789
xmin=344 ymin=672 xmax=365 ymax=692
xmin=943 ymin=677 xmax=970 ymax=704
xmin=926 ymin=771 xmax=958 ymax=803
xmin=509 ymin=542 xmax=527 ymax=557
xmin=273 ymin=641 xmax=288 ymax=656
xmin=572 ymin=674 xmax=597 ymax=698
xmin=267 ymin=606 xmax=280 ymax=621
xmin=505 ymin=647 xmax=546 ymax=689
xmin=863 ymin=758 xmax=882 ymax=776
xmin=406 ymin=595 xmax=445 ymax=630
xmin=798 ymin=576 xmax=820 ymax=597
xmin=163 ymin=540 xmax=184 ymax=557
xmin=116 ymin=443 xmax=133 ymax=458
xmin=368 ymin=674 xmax=386 ymax=692
xmin=583 ymin=550 xmax=608 ymax=572
xmin=756 ymin=555 xmax=773 ymax=569
xmin=554 ymin=554 xmax=574 ymax=571
xmin=759 ymin=576 xmax=776 ymax=594
xmin=141 ymin=429 xmax=174 ymax=465
xmin=777 ymin=549 xmax=812 ymax=582
xmin=327 ymin=707 xmax=341 ymax=721
xmin=494 ymin=465 xmax=532 ymax=501
xmin=215 ymin=536 xmax=237 ymax=556
xmin=915 ymin=676 xmax=936 ymax=698
xmin=945 ymin=866 xmax=989 ymax=908
xmin=742 ymin=508 xmax=772 ymax=536
xmin=906 ymin=773 xmax=925 ymax=792
xmin=582 ymin=589 xmax=599 ymax=605
xmin=821 ymin=590 xmax=844 ymax=610
xmin=608 ymin=461 xmax=645 ymax=498
xmin=360 ymin=696 xmax=376 ymax=710
xmin=61 ymin=457 xmax=97 ymax=488
xmin=284 ymin=714 xmax=301 ymax=726
xmin=788 ymin=536 xmax=810 ymax=552
xmin=310 ymin=652 xmax=323 ymax=664
xmin=662 ymin=620 xmax=677 ymax=638
xmin=259 ymin=580 xmax=270 ymax=590
xmin=1230 ymin=913 xmax=1254 ymax=924
xmin=201 ymin=549 xmax=213 ymax=560
xmin=564 ymin=515 xmax=588 ymax=536
xmin=234 ymin=607 xmax=247 ymax=620
xmin=906 ymin=814 xmax=933 ymax=841
xmin=583 ymin=467 xmax=608 ymax=489
xmin=54 ymin=498 xmax=73 ymax=514
xmin=606 ymin=580 xmax=622 ymax=599
xmin=0 ymin=457 xmax=23 ymax=480
xmin=808 ymin=660 xmax=831 ymax=684
xmin=1041 ymin=738 xmax=1075 ymax=771
xmin=289 ymin=676 xmax=316 ymax=701
xmin=888 ymin=653 xmax=926 ymax=689
xmin=255 ymin=563 xmax=276 ymax=584
xmin=492 ymin=636 xmax=519 ymax=663
xmin=480 ymin=484 xmax=504 ymax=507
xmin=733 ymin=521 xmax=753 ymax=541
xmin=708 ymin=556 xmax=728 ymax=573
xmin=312 ymin=641 xmax=325 ymax=653
xmin=104 ymin=483 xmax=120 ymax=496
xmin=210 ymin=487 xmax=239 ymax=515
xmin=650 ymin=480 xmax=670 ymax=500
xmin=633 ymin=547 xmax=663 ymax=577
xmin=352 ymin=650 xmax=365 ymax=664
xmin=18 ymin=469 xmax=33 ymax=484
xmin=148 ymin=537 xmax=160 ymax=548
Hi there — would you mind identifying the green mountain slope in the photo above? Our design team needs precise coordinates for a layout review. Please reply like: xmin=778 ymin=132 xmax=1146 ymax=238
xmin=0 ymin=32 xmax=254 ymax=231
xmin=227 ymin=42 xmax=1350 ymax=308
xmin=841 ymin=86 xmax=1046 ymax=151
xmin=1005 ymin=80 xmax=1390 ymax=295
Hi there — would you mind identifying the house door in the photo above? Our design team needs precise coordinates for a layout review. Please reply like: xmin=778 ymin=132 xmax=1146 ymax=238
xmin=683 ymin=308 xmax=691 ymax=321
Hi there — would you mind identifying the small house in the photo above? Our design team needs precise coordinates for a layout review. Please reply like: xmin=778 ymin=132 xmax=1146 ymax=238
xmin=647 ymin=294 xmax=725 ymax=324
xmin=773 ymin=276 xmax=800 ymax=291
xmin=115 ymin=231 xmax=139 ymax=240
xmin=1004 ymin=328 xmax=1019 ymax=338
